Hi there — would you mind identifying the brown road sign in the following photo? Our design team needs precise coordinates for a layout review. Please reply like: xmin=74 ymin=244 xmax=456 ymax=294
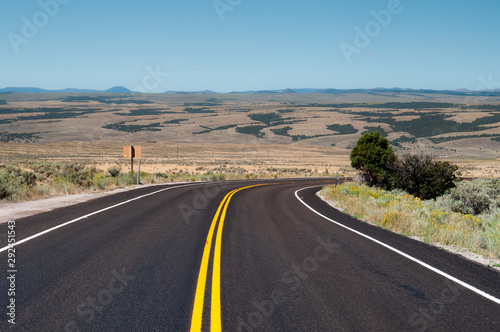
xmin=134 ymin=146 xmax=142 ymax=158
xmin=124 ymin=146 xmax=142 ymax=173
xmin=124 ymin=146 xmax=133 ymax=158
xmin=124 ymin=146 xmax=142 ymax=158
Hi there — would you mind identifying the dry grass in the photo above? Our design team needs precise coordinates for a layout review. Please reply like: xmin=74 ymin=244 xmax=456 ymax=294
xmin=0 ymin=143 xmax=353 ymax=203
xmin=0 ymin=141 xmax=355 ymax=176
xmin=322 ymin=183 xmax=500 ymax=259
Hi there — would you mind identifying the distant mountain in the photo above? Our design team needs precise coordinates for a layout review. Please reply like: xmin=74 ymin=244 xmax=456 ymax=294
xmin=319 ymin=88 xmax=367 ymax=94
xmin=316 ymin=88 xmax=500 ymax=97
xmin=0 ymin=86 xmax=131 ymax=93
xmin=0 ymin=87 xmax=56 ymax=93
xmin=2 ymin=86 xmax=500 ymax=96
xmin=55 ymin=88 xmax=99 ymax=93
xmin=105 ymin=86 xmax=133 ymax=93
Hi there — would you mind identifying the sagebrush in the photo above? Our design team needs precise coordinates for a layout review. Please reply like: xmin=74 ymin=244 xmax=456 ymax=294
xmin=322 ymin=181 xmax=500 ymax=259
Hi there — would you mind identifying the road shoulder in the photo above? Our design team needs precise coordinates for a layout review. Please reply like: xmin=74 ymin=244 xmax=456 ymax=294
xmin=316 ymin=189 xmax=500 ymax=272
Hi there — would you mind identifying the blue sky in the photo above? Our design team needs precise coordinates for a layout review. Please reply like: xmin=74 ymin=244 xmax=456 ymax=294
xmin=1 ymin=0 xmax=499 ymax=92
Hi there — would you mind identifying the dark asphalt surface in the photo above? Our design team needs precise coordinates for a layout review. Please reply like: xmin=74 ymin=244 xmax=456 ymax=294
xmin=0 ymin=179 xmax=499 ymax=331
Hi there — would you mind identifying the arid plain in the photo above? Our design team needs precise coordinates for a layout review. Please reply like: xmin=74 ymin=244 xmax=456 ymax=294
xmin=1 ymin=91 xmax=499 ymax=177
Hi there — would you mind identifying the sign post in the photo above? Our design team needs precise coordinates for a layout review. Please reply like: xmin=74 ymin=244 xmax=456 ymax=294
xmin=137 ymin=159 xmax=141 ymax=185
xmin=124 ymin=146 xmax=142 ymax=174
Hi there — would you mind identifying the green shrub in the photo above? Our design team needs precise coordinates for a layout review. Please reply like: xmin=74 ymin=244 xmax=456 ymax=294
xmin=350 ymin=132 xmax=395 ymax=187
xmin=0 ymin=164 xmax=37 ymax=200
xmin=32 ymin=161 xmax=60 ymax=180
xmin=61 ymin=163 xmax=84 ymax=183
xmin=447 ymin=179 xmax=499 ymax=215
xmin=116 ymin=172 xmax=137 ymax=186
xmin=153 ymin=172 xmax=169 ymax=178
xmin=93 ymin=173 xmax=109 ymax=190
xmin=210 ymin=173 xmax=225 ymax=181
xmin=391 ymin=153 xmax=459 ymax=199
xmin=107 ymin=165 xmax=121 ymax=177
xmin=0 ymin=179 xmax=14 ymax=200
xmin=60 ymin=163 xmax=97 ymax=186
xmin=36 ymin=184 xmax=50 ymax=196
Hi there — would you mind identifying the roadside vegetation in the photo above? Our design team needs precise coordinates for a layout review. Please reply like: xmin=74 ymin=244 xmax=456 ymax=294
xmin=350 ymin=132 xmax=458 ymax=198
xmin=0 ymin=161 xmax=335 ymax=202
xmin=322 ymin=180 xmax=500 ymax=259
xmin=323 ymin=131 xmax=500 ymax=259
xmin=0 ymin=162 xmax=195 ymax=201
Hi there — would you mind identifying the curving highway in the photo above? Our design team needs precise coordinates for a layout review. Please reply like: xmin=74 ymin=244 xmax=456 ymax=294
xmin=0 ymin=179 xmax=499 ymax=331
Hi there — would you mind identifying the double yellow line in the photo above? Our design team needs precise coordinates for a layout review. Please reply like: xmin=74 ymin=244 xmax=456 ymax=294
xmin=189 ymin=184 xmax=269 ymax=332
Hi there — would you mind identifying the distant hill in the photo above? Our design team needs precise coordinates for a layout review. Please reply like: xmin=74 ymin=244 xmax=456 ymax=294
xmin=104 ymin=86 xmax=133 ymax=93
xmin=0 ymin=87 xmax=59 ymax=93
xmin=0 ymin=86 xmax=132 ymax=94
xmin=2 ymin=86 xmax=500 ymax=97
xmin=56 ymin=88 xmax=100 ymax=93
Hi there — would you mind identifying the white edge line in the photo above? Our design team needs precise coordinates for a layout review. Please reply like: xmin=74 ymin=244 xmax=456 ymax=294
xmin=0 ymin=183 xmax=202 ymax=253
xmin=295 ymin=185 xmax=500 ymax=306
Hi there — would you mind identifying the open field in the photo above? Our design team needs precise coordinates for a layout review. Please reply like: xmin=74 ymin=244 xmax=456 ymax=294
xmin=0 ymin=142 xmax=353 ymax=176
xmin=1 ymin=92 xmax=499 ymax=177
xmin=1 ymin=141 xmax=499 ymax=178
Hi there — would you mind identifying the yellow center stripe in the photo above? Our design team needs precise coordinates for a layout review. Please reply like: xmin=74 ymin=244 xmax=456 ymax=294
xmin=190 ymin=184 xmax=270 ymax=332
xmin=190 ymin=189 xmax=236 ymax=332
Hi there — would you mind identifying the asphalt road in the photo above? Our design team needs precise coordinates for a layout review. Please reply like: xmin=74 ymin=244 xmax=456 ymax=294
xmin=0 ymin=179 xmax=499 ymax=331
